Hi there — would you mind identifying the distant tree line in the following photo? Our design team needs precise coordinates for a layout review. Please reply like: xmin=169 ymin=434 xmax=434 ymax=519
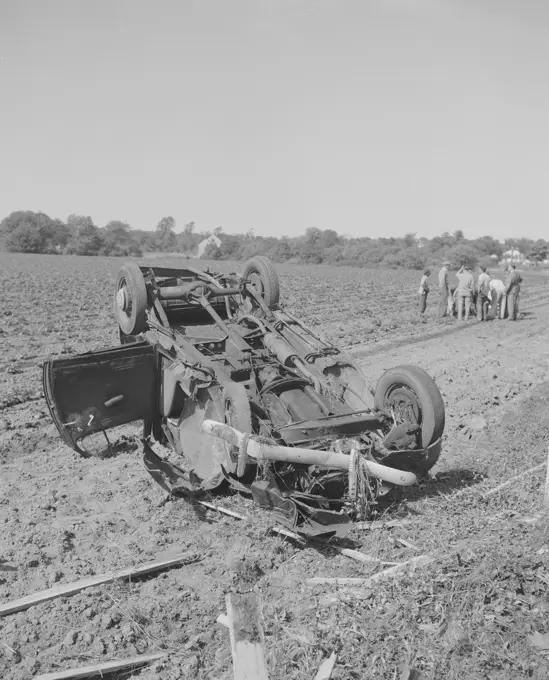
xmin=197 ymin=227 xmax=549 ymax=270
xmin=0 ymin=211 xmax=144 ymax=257
xmin=1 ymin=210 xmax=548 ymax=269
xmin=0 ymin=212 xmax=208 ymax=258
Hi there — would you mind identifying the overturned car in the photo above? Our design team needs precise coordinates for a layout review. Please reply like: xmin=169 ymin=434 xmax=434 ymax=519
xmin=43 ymin=257 xmax=445 ymax=537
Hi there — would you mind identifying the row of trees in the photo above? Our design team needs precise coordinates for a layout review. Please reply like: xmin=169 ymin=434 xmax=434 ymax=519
xmin=0 ymin=212 xmax=143 ymax=257
xmin=1 ymin=210 xmax=548 ymax=269
xmin=0 ymin=212 xmax=209 ymax=257
xmin=203 ymin=228 xmax=549 ymax=270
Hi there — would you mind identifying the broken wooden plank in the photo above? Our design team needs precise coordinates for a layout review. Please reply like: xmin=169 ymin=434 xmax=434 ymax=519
xmin=339 ymin=548 xmax=398 ymax=565
xmin=393 ymin=537 xmax=420 ymax=551
xmin=307 ymin=554 xmax=435 ymax=587
xmin=34 ymin=652 xmax=166 ymax=680
xmin=198 ymin=501 xmax=247 ymax=520
xmin=314 ymin=652 xmax=337 ymax=680
xmin=483 ymin=463 xmax=545 ymax=498
xmin=365 ymin=554 xmax=435 ymax=584
xmin=354 ymin=519 xmax=413 ymax=530
xmin=270 ymin=527 xmax=395 ymax=565
xmin=226 ymin=593 xmax=269 ymax=680
xmin=544 ymin=447 xmax=549 ymax=507
xmin=0 ymin=552 xmax=196 ymax=617
xmin=270 ymin=526 xmax=305 ymax=542
xmin=307 ymin=576 xmax=378 ymax=586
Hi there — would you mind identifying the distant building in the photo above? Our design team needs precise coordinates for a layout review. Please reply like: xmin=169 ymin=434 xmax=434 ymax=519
xmin=196 ymin=234 xmax=221 ymax=258
xmin=500 ymin=248 xmax=527 ymax=267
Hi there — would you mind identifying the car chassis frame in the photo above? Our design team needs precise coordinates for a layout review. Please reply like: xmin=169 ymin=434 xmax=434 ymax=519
xmin=44 ymin=258 xmax=445 ymax=538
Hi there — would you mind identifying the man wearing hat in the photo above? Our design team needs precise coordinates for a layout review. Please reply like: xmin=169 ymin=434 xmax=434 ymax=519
xmin=418 ymin=268 xmax=431 ymax=320
xmin=437 ymin=260 xmax=451 ymax=319
xmin=505 ymin=264 xmax=522 ymax=321
xmin=476 ymin=267 xmax=491 ymax=321
xmin=455 ymin=264 xmax=475 ymax=321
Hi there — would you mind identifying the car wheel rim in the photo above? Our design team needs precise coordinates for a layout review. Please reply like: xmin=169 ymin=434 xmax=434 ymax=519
xmin=116 ymin=279 xmax=132 ymax=322
xmin=248 ymin=270 xmax=264 ymax=297
xmin=385 ymin=385 xmax=421 ymax=428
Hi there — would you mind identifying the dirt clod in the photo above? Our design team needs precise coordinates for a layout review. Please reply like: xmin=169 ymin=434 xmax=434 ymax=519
xmin=62 ymin=630 xmax=78 ymax=646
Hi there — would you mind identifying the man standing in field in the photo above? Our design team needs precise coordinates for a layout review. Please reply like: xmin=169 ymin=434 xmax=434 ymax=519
xmin=437 ymin=260 xmax=451 ymax=320
xmin=505 ymin=264 xmax=522 ymax=321
xmin=476 ymin=267 xmax=491 ymax=321
xmin=418 ymin=268 xmax=431 ymax=320
xmin=489 ymin=278 xmax=506 ymax=319
xmin=455 ymin=264 xmax=475 ymax=321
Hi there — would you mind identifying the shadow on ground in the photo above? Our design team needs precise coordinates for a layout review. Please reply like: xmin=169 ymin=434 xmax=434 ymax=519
xmin=403 ymin=467 xmax=484 ymax=502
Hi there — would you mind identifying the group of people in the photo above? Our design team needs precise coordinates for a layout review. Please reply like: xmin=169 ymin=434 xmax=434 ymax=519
xmin=418 ymin=262 xmax=523 ymax=322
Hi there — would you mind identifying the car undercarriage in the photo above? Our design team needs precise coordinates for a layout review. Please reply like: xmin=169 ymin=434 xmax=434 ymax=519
xmin=44 ymin=257 xmax=445 ymax=537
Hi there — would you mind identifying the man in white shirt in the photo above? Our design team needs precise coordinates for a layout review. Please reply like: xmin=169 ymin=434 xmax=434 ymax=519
xmin=455 ymin=265 xmax=475 ymax=321
xmin=437 ymin=260 xmax=451 ymax=320
xmin=489 ymin=278 xmax=505 ymax=319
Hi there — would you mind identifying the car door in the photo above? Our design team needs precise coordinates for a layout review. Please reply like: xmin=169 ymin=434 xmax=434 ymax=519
xmin=43 ymin=342 xmax=158 ymax=457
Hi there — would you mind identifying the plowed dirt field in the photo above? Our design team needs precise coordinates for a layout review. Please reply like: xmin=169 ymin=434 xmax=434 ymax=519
xmin=1 ymin=254 xmax=548 ymax=680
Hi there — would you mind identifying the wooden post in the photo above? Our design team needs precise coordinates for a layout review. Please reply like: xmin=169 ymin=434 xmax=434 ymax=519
xmin=226 ymin=593 xmax=269 ymax=680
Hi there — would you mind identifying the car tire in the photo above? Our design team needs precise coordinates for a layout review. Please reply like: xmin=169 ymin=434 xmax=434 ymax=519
xmin=114 ymin=263 xmax=148 ymax=335
xmin=242 ymin=256 xmax=280 ymax=308
xmin=374 ymin=365 xmax=445 ymax=448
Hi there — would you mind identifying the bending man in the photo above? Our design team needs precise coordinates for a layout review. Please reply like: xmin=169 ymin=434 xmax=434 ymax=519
xmin=489 ymin=278 xmax=505 ymax=319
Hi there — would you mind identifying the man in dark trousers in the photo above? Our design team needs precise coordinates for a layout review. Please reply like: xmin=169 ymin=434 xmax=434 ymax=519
xmin=505 ymin=264 xmax=522 ymax=321
xmin=437 ymin=260 xmax=451 ymax=320
xmin=455 ymin=264 xmax=475 ymax=321
xmin=476 ymin=267 xmax=491 ymax=321
xmin=418 ymin=268 xmax=431 ymax=320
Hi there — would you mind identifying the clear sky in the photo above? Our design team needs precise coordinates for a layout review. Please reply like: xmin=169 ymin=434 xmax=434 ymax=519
xmin=0 ymin=0 xmax=547 ymax=240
